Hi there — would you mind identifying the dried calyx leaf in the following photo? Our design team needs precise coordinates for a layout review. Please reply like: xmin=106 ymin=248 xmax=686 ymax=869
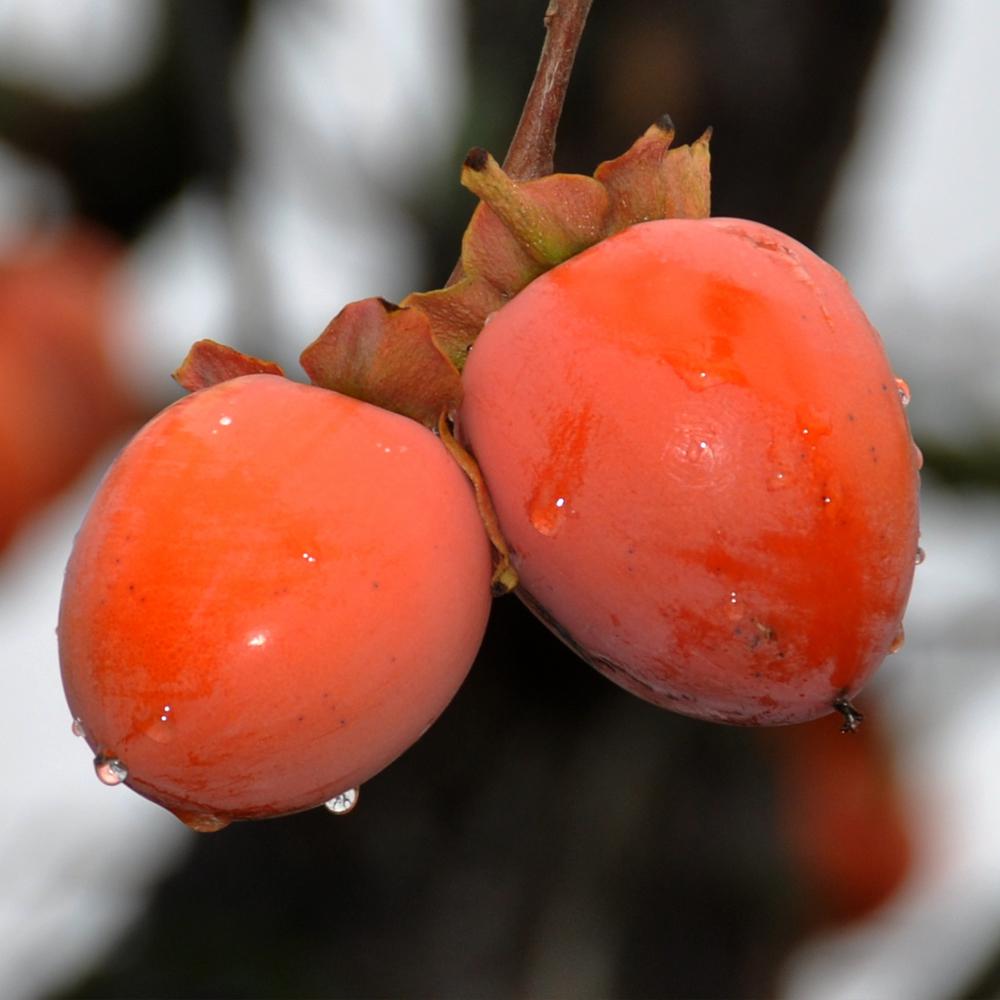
xmin=173 ymin=340 xmax=285 ymax=392
xmin=300 ymin=298 xmax=463 ymax=428
xmin=300 ymin=120 xmax=712 ymax=427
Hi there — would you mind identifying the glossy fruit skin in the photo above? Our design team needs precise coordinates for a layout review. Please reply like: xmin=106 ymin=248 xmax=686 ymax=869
xmin=59 ymin=374 xmax=492 ymax=823
xmin=460 ymin=218 xmax=920 ymax=725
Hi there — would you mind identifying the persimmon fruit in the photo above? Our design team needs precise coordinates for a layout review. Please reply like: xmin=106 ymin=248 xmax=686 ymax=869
xmin=765 ymin=704 xmax=914 ymax=924
xmin=58 ymin=373 xmax=492 ymax=827
xmin=0 ymin=226 xmax=134 ymax=552
xmin=460 ymin=217 xmax=921 ymax=725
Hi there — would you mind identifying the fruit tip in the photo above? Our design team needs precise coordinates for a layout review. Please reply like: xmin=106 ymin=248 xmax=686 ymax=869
xmin=833 ymin=695 xmax=864 ymax=734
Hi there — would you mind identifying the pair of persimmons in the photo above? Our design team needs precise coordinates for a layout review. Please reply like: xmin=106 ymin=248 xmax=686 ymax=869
xmin=58 ymin=132 xmax=920 ymax=832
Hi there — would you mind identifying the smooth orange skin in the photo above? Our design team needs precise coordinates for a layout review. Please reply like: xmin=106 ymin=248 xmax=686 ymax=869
xmin=461 ymin=218 xmax=920 ymax=725
xmin=59 ymin=374 xmax=492 ymax=823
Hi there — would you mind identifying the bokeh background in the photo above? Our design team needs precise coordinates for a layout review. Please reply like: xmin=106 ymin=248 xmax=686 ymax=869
xmin=1 ymin=1 xmax=998 ymax=997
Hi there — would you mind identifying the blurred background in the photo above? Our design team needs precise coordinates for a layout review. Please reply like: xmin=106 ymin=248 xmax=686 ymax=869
xmin=1 ymin=0 xmax=998 ymax=997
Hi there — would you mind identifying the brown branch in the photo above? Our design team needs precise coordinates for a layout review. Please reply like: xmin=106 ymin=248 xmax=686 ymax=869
xmin=446 ymin=0 xmax=593 ymax=286
xmin=502 ymin=0 xmax=594 ymax=181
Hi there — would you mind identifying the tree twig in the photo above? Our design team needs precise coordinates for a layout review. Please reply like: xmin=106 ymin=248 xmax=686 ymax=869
xmin=502 ymin=0 xmax=594 ymax=181
xmin=447 ymin=0 xmax=593 ymax=286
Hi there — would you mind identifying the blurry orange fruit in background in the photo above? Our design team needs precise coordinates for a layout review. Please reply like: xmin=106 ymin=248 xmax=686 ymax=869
xmin=0 ymin=224 xmax=137 ymax=552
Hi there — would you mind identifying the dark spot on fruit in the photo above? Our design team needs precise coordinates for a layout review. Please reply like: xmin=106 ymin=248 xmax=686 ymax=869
xmin=372 ymin=581 xmax=380 ymax=589
xmin=610 ymin=613 xmax=621 ymax=627
xmin=296 ymin=714 xmax=305 ymax=723
xmin=833 ymin=694 xmax=864 ymax=733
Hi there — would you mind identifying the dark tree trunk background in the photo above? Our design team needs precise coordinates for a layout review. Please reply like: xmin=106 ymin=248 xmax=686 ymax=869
xmin=30 ymin=1 xmax=892 ymax=997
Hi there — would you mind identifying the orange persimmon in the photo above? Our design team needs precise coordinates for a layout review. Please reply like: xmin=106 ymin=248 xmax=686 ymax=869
xmin=58 ymin=374 xmax=492 ymax=828
xmin=460 ymin=217 xmax=920 ymax=725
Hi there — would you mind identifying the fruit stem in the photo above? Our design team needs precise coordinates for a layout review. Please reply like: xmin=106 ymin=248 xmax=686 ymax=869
xmin=446 ymin=0 xmax=593 ymax=286
xmin=436 ymin=413 xmax=519 ymax=596
xmin=503 ymin=0 xmax=594 ymax=182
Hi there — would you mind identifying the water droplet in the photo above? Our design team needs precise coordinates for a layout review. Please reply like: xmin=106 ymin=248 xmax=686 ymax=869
xmin=889 ymin=626 xmax=905 ymax=654
xmin=71 ymin=717 xmax=85 ymax=738
xmin=94 ymin=754 xmax=128 ymax=785
xmin=247 ymin=632 xmax=268 ymax=648
xmin=796 ymin=406 xmax=832 ymax=438
xmin=324 ymin=787 xmax=359 ymax=815
xmin=301 ymin=552 xmax=317 ymax=564
xmin=526 ymin=407 xmax=591 ymax=538
xmin=822 ymin=496 xmax=832 ymax=505
xmin=767 ymin=469 xmax=791 ymax=491
xmin=725 ymin=591 xmax=741 ymax=621
xmin=175 ymin=810 xmax=232 ymax=833
xmin=529 ymin=497 xmax=568 ymax=537
xmin=894 ymin=377 xmax=911 ymax=406
xmin=145 ymin=704 xmax=175 ymax=744
xmin=913 ymin=444 xmax=924 ymax=470
xmin=915 ymin=546 xmax=926 ymax=565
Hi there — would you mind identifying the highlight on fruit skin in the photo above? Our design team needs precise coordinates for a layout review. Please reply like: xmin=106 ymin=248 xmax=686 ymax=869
xmin=58 ymin=374 xmax=493 ymax=828
xmin=460 ymin=216 xmax=921 ymax=726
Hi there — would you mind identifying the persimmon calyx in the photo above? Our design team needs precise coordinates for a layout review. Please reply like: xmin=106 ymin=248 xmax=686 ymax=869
xmin=297 ymin=120 xmax=712 ymax=425
xmin=436 ymin=412 xmax=518 ymax=596
xmin=173 ymin=340 xmax=285 ymax=392
xmin=300 ymin=297 xmax=463 ymax=430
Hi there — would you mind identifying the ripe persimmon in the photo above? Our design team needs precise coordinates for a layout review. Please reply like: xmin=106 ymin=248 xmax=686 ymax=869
xmin=460 ymin=217 xmax=921 ymax=725
xmin=58 ymin=374 xmax=492 ymax=828
xmin=0 ymin=226 xmax=134 ymax=552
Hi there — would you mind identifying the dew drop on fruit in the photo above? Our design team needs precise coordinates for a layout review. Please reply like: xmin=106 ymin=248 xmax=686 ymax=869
xmin=324 ymin=787 xmax=359 ymax=815
xmin=173 ymin=810 xmax=232 ymax=833
xmin=915 ymin=546 xmax=926 ymax=566
xmin=94 ymin=754 xmax=128 ymax=785
xmin=767 ymin=470 xmax=791 ymax=492
xmin=889 ymin=626 xmax=905 ymax=654
xmin=795 ymin=406 xmax=832 ymax=438
xmin=71 ymin=717 xmax=85 ymax=738
xmin=913 ymin=444 xmax=924 ymax=470
xmin=894 ymin=377 xmax=911 ymax=406
xmin=529 ymin=496 xmax=568 ymax=537
xmin=725 ymin=591 xmax=741 ymax=621
xmin=144 ymin=704 xmax=175 ymax=744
